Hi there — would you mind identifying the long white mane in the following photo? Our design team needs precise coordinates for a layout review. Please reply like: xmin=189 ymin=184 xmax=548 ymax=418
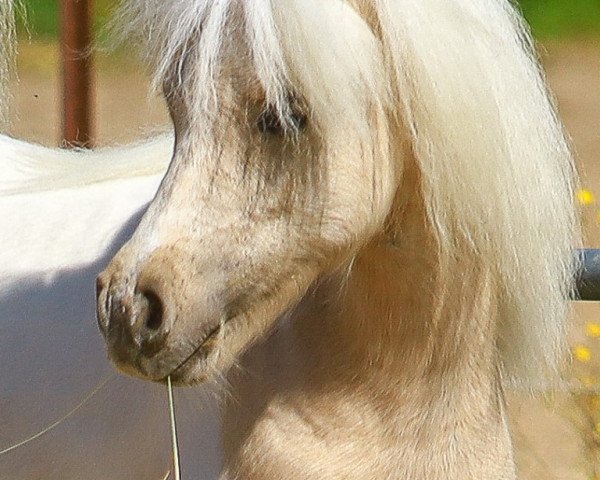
xmin=115 ymin=0 xmax=579 ymax=383
xmin=379 ymin=1 xmax=580 ymax=383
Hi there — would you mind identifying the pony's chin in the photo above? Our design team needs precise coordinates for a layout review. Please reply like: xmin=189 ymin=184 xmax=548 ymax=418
xmin=110 ymin=347 xmax=216 ymax=386
xmin=120 ymin=327 xmax=232 ymax=386
xmin=166 ymin=356 xmax=214 ymax=386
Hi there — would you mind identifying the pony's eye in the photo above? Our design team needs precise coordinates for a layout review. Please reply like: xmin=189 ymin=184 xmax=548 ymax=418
xmin=257 ymin=106 xmax=307 ymax=135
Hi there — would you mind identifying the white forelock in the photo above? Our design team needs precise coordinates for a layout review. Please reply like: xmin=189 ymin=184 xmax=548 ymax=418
xmin=113 ymin=0 xmax=388 ymax=134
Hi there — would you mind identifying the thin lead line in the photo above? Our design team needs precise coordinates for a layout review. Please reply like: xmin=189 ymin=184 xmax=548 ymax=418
xmin=167 ymin=376 xmax=181 ymax=480
xmin=0 ymin=375 xmax=113 ymax=456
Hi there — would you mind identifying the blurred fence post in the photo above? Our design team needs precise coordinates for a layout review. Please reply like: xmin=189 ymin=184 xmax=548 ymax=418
xmin=60 ymin=0 xmax=94 ymax=148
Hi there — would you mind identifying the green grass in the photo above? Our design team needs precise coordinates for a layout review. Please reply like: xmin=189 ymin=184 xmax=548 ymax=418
xmin=16 ymin=0 xmax=600 ymax=39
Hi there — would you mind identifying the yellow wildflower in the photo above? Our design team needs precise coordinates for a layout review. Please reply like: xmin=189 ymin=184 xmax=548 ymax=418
xmin=574 ymin=345 xmax=592 ymax=362
xmin=577 ymin=189 xmax=596 ymax=206
xmin=587 ymin=323 xmax=600 ymax=338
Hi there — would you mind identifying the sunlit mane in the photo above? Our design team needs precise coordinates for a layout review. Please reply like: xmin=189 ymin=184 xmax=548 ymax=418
xmin=378 ymin=0 xmax=580 ymax=383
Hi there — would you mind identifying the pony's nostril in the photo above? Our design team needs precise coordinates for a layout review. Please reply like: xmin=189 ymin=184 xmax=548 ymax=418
xmin=141 ymin=289 xmax=164 ymax=331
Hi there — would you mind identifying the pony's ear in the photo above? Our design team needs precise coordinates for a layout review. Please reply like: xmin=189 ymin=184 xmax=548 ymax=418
xmin=375 ymin=0 xmax=580 ymax=384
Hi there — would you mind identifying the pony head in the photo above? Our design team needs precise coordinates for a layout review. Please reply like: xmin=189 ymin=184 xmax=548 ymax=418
xmin=96 ymin=0 xmax=579 ymax=386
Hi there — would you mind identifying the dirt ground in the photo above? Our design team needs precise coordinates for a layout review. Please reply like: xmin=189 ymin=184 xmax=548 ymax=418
xmin=7 ymin=39 xmax=600 ymax=479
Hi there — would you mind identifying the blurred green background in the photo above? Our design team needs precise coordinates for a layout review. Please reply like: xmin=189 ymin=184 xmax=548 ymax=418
xmin=16 ymin=0 xmax=600 ymax=39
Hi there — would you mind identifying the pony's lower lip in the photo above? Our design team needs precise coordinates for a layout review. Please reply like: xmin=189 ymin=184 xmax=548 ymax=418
xmin=166 ymin=324 xmax=222 ymax=382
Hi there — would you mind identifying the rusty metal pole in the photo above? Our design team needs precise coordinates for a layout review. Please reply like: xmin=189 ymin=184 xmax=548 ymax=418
xmin=60 ymin=0 xmax=94 ymax=148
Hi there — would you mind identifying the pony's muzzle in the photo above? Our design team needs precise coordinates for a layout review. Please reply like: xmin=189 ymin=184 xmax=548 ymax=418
xmin=96 ymin=245 xmax=229 ymax=381
xmin=96 ymin=272 xmax=172 ymax=361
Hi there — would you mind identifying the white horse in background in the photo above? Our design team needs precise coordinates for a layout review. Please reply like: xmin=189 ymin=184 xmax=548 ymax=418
xmin=0 ymin=139 xmax=224 ymax=479
xmin=1 ymin=136 xmax=233 ymax=480
xmin=0 ymin=14 xmax=222 ymax=479
xmin=2 ymin=0 xmax=580 ymax=479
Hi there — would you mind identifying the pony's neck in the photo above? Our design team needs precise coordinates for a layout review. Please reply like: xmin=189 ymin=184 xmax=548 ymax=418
xmin=221 ymin=161 xmax=516 ymax=479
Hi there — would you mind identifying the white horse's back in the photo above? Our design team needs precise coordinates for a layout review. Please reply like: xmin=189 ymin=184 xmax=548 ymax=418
xmin=0 ymin=135 xmax=172 ymax=274
xmin=0 ymin=135 xmax=223 ymax=478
